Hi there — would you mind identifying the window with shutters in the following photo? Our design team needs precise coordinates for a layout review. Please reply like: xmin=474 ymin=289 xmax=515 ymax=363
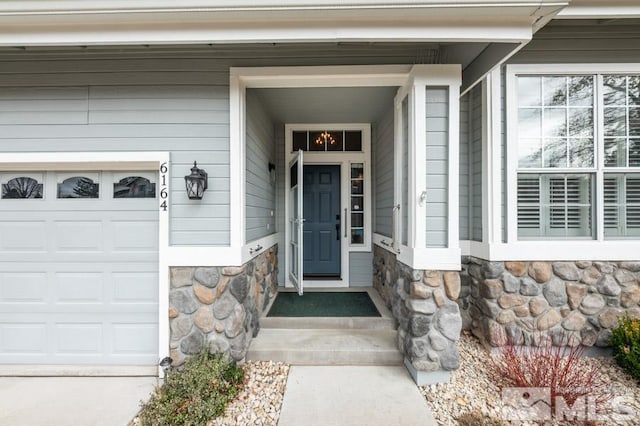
xmin=513 ymin=70 xmax=640 ymax=240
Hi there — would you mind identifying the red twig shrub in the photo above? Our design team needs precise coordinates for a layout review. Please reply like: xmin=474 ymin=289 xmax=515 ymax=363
xmin=490 ymin=339 xmax=611 ymax=422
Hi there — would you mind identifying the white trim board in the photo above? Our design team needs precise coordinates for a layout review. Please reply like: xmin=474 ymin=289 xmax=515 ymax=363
xmin=0 ymin=151 xmax=170 ymax=378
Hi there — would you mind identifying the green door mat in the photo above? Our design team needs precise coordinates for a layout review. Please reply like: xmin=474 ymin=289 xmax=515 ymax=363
xmin=267 ymin=292 xmax=381 ymax=317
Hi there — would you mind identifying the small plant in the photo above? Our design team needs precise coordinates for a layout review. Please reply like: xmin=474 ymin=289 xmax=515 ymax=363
xmin=610 ymin=314 xmax=640 ymax=383
xmin=137 ymin=351 xmax=244 ymax=426
xmin=489 ymin=338 xmax=610 ymax=422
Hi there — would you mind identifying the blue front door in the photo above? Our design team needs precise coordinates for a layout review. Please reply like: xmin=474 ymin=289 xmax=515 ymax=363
xmin=303 ymin=165 xmax=341 ymax=277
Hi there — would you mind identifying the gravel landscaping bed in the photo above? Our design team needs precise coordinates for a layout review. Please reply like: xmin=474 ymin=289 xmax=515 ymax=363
xmin=420 ymin=332 xmax=640 ymax=425
xmin=209 ymin=361 xmax=289 ymax=426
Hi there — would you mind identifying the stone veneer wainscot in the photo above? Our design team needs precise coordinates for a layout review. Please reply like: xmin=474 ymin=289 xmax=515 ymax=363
xmin=373 ymin=246 xmax=463 ymax=385
xmin=459 ymin=257 xmax=640 ymax=348
xmin=168 ymin=246 xmax=278 ymax=367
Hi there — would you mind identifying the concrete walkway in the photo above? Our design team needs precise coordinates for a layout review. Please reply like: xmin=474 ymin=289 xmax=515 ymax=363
xmin=0 ymin=376 xmax=157 ymax=426
xmin=278 ymin=366 xmax=437 ymax=426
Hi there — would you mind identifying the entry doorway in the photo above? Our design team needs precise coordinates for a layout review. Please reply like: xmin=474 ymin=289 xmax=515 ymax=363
xmin=303 ymin=165 xmax=341 ymax=278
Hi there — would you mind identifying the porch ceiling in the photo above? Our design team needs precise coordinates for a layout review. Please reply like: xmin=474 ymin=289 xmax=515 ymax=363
xmin=252 ymin=86 xmax=397 ymax=124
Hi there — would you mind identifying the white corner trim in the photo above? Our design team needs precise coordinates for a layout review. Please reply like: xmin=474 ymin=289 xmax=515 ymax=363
xmin=167 ymin=246 xmax=242 ymax=267
xmin=242 ymin=234 xmax=278 ymax=265
xmin=485 ymin=241 xmax=640 ymax=262
xmin=398 ymin=247 xmax=462 ymax=271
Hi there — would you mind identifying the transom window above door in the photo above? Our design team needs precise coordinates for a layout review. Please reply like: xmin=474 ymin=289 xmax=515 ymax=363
xmin=292 ymin=130 xmax=362 ymax=152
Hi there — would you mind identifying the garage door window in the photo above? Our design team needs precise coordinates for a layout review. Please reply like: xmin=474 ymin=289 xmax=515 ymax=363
xmin=1 ymin=176 xmax=43 ymax=199
xmin=113 ymin=176 xmax=156 ymax=198
xmin=57 ymin=176 xmax=99 ymax=199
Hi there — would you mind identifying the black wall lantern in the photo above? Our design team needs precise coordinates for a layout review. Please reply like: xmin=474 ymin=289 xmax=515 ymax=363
xmin=184 ymin=161 xmax=208 ymax=200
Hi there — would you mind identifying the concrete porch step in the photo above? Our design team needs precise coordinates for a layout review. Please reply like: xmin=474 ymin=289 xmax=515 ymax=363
xmin=246 ymin=328 xmax=403 ymax=366
xmin=259 ymin=316 xmax=396 ymax=330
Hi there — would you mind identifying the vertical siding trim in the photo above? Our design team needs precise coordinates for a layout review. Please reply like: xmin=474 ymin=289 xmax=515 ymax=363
xmin=229 ymin=72 xmax=244 ymax=249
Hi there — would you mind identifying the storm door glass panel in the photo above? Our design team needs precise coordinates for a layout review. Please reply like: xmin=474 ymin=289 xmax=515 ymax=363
xmin=401 ymin=96 xmax=409 ymax=246
xmin=113 ymin=176 xmax=156 ymax=198
xmin=288 ymin=150 xmax=304 ymax=294
xmin=350 ymin=163 xmax=365 ymax=245
xmin=1 ymin=176 xmax=43 ymax=199
xmin=57 ymin=176 xmax=99 ymax=198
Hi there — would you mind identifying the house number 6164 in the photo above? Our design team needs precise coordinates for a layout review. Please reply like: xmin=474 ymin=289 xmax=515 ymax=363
xmin=159 ymin=162 xmax=168 ymax=211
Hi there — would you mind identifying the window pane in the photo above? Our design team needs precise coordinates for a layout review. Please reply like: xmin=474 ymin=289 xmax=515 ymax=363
xmin=114 ymin=176 xmax=156 ymax=198
xmin=604 ymin=75 xmax=626 ymax=106
xmin=569 ymin=138 xmax=594 ymax=168
xmin=309 ymin=131 xmax=327 ymax=151
xmin=518 ymin=108 xmax=541 ymax=138
xmin=518 ymin=139 xmax=542 ymax=168
xmin=543 ymin=108 xmax=566 ymax=137
xmin=630 ymin=139 xmax=640 ymax=167
xmin=569 ymin=76 xmax=593 ymax=107
xmin=517 ymin=175 xmax=541 ymax=237
xmin=630 ymin=108 xmax=640 ymax=137
xmin=568 ymin=108 xmax=593 ymax=137
xmin=1 ymin=176 xmax=43 ymax=199
xmin=351 ymin=229 xmax=364 ymax=245
xmin=57 ymin=176 xmax=99 ymax=198
xmin=543 ymin=76 xmax=566 ymax=106
xmin=543 ymin=138 xmax=567 ymax=168
xmin=292 ymin=131 xmax=307 ymax=151
xmin=325 ymin=131 xmax=343 ymax=151
xmin=630 ymin=76 xmax=640 ymax=106
xmin=351 ymin=213 xmax=364 ymax=228
xmin=604 ymin=107 xmax=627 ymax=137
xmin=351 ymin=196 xmax=363 ymax=211
xmin=345 ymin=131 xmax=362 ymax=151
xmin=605 ymin=138 xmax=627 ymax=167
xmin=627 ymin=176 xmax=640 ymax=232
xmin=605 ymin=174 xmax=640 ymax=237
xmin=518 ymin=76 xmax=541 ymax=106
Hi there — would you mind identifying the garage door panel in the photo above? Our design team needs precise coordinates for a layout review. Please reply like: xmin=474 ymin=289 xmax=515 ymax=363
xmin=0 ymin=323 xmax=47 ymax=354
xmin=0 ymin=272 xmax=47 ymax=303
xmin=54 ymin=221 xmax=103 ymax=252
xmin=113 ymin=221 xmax=158 ymax=251
xmin=112 ymin=272 xmax=157 ymax=303
xmin=55 ymin=272 xmax=104 ymax=304
xmin=0 ymin=170 xmax=158 ymax=367
xmin=0 ymin=221 xmax=47 ymax=252
xmin=56 ymin=323 xmax=103 ymax=354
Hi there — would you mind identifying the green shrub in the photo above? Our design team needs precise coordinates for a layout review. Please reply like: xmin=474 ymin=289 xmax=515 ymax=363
xmin=137 ymin=352 xmax=244 ymax=426
xmin=610 ymin=314 xmax=640 ymax=382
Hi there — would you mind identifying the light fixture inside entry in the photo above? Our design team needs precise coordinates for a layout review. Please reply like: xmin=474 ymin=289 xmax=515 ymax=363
xmin=314 ymin=131 xmax=336 ymax=147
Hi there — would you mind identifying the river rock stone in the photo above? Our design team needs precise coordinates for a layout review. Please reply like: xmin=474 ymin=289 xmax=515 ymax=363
xmin=407 ymin=298 xmax=437 ymax=315
xmin=440 ymin=343 xmax=461 ymax=370
xmin=497 ymin=309 xmax=516 ymax=324
xmin=543 ymin=277 xmax=568 ymax=307
xmin=427 ymin=330 xmax=448 ymax=351
xmin=170 ymin=268 xmax=193 ymax=288
xmin=562 ymin=311 xmax=586 ymax=331
xmin=443 ymin=272 xmax=461 ymax=300
xmin=595 ymin=262 xmax=616 ymax=274
xmin=435 ymin=303 xmax=462 ymax=341
xmin=423 ymin=270 xmax=443 ymax=287
xmin=503 ymin=274 xmax=520 ymax=293
xmin=213 ymin=292 xmax=237 ymax=320
xmin=619 ymin=261 xmax=640 ymax=272
xmin=229 ymin=333 xmax=247 ymax=361
xmin=576 ymin=260 xmax=592 ymax=269
xmin=225 ymin=303 xmax=246 ymax=338
xmin=597 ymin=274 xmax=621 ymax=296
xmin=498 ymin=294 xmax=527 ymax=309
xmin=580 ymin=266 xmax=602 ymax=286
xmin=410 ymin=315 xmax=432 ymax=337
xmin=537 ymin=309 xmax=562 ymax=330
xmin=529 ymin=297 xmax=549 ymax=316
xmin=566 ymin=282 xmax=587 ymax=309
xmin=170 ymin=288 xmax=199 ymax=314
xmin=505 ymin=261 xmax=527 ymax=277
xmin=193 ymin=283 xmax=216 ymax=305
xmin=194 ymin=267 xmax=220 ymax=288
xmin=520 ymin=277 xmax=541 ymax=296
xmin=208 ymin=334 xmax=230 ymax=354
xmin=433 ymin=289 xmax=445 ymax=307
xmin=615 ymin=269 xmax=637 ymax=286
xmin=407 ymin=337 xmax=429 ymax=359
xmin=180 ymin=330 xmax=205 ymax=355
xmin=194 ymin=306 xmax=215 ymax=333
xmin=513 ymin=304 xmax=530 ymax=317
xmin=410 ymin=282 xmax=431 ymax=299
xmin=482 ymin=261 xmax=505 ymax=279
xmin=529 ymin=262 xmax=552 ymax=283
xmin=170 ymin=315 xmax=193 ymax=340
xmin=480 ymin=279 xmax=503 ymax=299
xmin=168 ymin=307 xmax=178 ymax=318
xmin=581 ymin=327 xmax=598 ymax=346
xmin=553 ymin=262 xmax=581 ymax=281
xmin=580 ymin=293 xmax=606 ymax=315
xmin=230 ymin=274 xmax=249 ymax=302
xmin=599 ymin=308 xmax=624 ymax=329
xmin=222 ymin=265 xmax=246 ymax=276
xmin=621 ymin=286 xmax=640 ymax=308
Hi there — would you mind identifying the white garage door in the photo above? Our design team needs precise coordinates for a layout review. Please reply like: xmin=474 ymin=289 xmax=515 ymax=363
xmin=0 ymin=170 xmax=158 ymax=366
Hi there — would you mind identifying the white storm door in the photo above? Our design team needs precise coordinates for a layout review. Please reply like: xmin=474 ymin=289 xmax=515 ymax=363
xmin=288 ymin=150 xmax=304 ymax=295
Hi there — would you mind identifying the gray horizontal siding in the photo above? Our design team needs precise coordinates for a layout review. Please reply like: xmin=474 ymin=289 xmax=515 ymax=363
xmin=459 ymin=93 xmax=469 ymax=240
xmin=349 ymin=252 xmax=373 ymax=287
xmin=373 ymin=105 xmax=394 ymax=238
xmin=245 ymin=90 xmax=276 ymax=243
xmin=425 ymin=87 xmax=449 ymax=248
xmin=470 ymin=84 xmax=483 ymax=242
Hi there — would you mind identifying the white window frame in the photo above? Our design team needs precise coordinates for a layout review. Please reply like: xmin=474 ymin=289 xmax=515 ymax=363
xmin=501 ymin=63 xmax=640 ymax=261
